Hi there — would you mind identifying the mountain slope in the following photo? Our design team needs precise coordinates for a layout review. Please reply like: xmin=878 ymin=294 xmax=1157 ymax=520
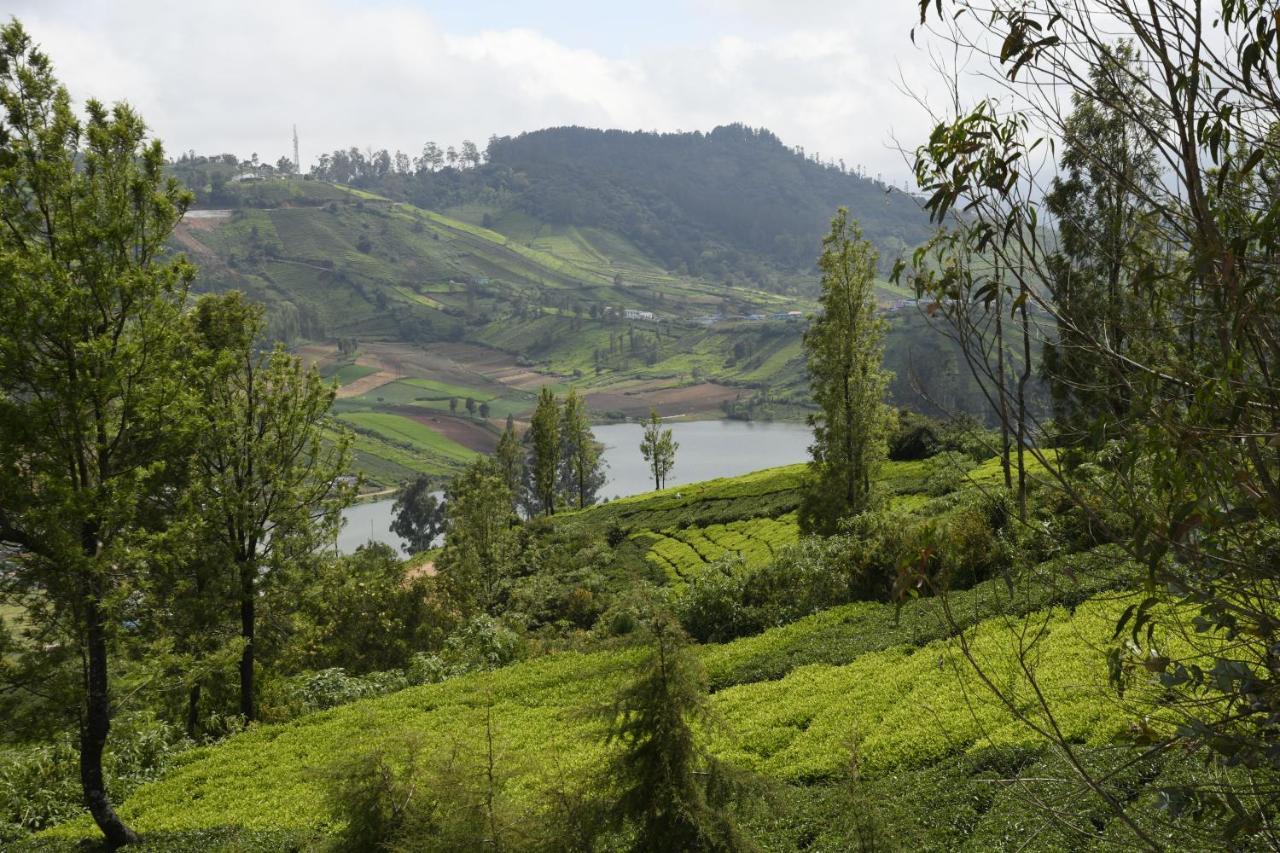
xmin=33 ymin=463 xmax=1161 ymax=852
xmin=483 ymin=124 xmax=930 ymax=281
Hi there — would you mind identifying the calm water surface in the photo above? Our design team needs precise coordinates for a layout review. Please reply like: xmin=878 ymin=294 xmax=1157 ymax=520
xmin=336 ymin=419 xmax=813 ymax=555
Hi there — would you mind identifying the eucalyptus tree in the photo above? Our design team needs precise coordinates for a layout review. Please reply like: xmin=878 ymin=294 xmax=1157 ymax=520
xmin=0 ymin=21 xmax=195 ymax=845
xmin=903 ymin=0 xmax=1280 ymax=843
xmin=187 ymin=292 xmax=354 ymax=724
xmin=640 ymin=409 xmax=678 ymax=490
xmin=799 ymin=209 xmax=892 ymax=535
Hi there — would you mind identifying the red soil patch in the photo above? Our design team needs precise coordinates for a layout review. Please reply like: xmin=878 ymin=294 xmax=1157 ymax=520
xmin=586 ymin=382 xmax=742 ymax=418
xmin=171 ymin=224 xmax=217 ymax=259
xmin=405 ymin=560 xmax=436 ymax=582
xmin=393 ymin=408 xmax=499 ymax=454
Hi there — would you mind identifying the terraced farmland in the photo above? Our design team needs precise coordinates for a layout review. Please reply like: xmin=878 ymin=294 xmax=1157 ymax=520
xmin=642 ymin=513 xmax=800 ymax=580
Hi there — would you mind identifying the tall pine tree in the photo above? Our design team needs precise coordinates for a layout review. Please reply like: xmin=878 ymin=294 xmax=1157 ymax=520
xmin=0 ymin=23 xmax=194 ymax=844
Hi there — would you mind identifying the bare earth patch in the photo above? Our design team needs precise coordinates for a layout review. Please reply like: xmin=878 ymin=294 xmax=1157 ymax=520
xmin=586 ymin=382 xmax=742 ymax=418
xmin=404 ymin=560 xmax=436 ymax=583
xmin=394 ymin=409 xmax=499 ymax=453
xmin=336 ymin=370 xmax=402 ymax=399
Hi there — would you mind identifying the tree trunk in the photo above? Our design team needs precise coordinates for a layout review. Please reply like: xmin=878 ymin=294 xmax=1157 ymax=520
xmin=81 ymin=587 xmax=140 ymax=847
xmin=238 ymin=556 xmax=255 ymax=724
xmin=994 ymin=260 xmax=1013 ymax=490
xmin=1017 ymin=273 xmax=1032 ymax=522
xmin=186 ymin=684 xmax=201 ymax=740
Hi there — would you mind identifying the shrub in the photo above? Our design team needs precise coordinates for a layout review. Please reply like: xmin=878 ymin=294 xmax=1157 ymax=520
xmin=406 ymin=614 xmax=525 ymax=685
xmin=676 ymin=557 xmax=755 ymax=643
xmin=273 ymin=544 xmax=452 ymax=676
xmin=922 ymin=450 xmax=977 ymax=496
xmin=262 ymin=668 xmax=410 ymax=720
xmin=0 ymin=712 xmax=186 ymax=844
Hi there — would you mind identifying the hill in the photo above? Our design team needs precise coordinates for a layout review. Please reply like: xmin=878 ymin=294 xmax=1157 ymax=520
xmin=169 ymin=168 xmax=1021 ymax=487
xmin=26 ymin=458 xmax=1184 ymax=852
xmin=295 ymin=124 xmax=931 ymax=290
xmin=479 ymin=125 xmax=930 ymax=284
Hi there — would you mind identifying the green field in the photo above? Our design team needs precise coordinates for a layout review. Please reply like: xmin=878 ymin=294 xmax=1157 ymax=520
xmin=337 ymin=412 xmax=479 ymax=469
xmin=35 ymin=582 xmax=1162 ymax=848
xmin=323 ymin=362 xmax=377 ymax=385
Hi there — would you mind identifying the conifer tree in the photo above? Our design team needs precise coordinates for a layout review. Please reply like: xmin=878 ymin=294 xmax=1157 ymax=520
xmin=560 ymin=388 xmax=605 ymax=509
xmin=0 ymin=22 xmax=194 ymax=844
xmin=799 ymin=209 xmax=892 ymax=535
xmin=604 ymin=608 xmax=755 ymax=852
xmin=529 ymin=387 xmax=561 ymax=515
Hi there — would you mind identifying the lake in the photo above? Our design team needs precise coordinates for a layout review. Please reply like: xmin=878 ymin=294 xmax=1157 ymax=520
xmin=336 ymin=419 xmax=813 ymax=555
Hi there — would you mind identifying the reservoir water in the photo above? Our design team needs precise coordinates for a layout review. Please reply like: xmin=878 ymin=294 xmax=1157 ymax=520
xmin=336 ymin=419 xmax=813 ymax=555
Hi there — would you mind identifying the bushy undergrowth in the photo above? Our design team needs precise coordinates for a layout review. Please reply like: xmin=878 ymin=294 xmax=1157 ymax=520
xmin=700 ymin=545 xmax=1132 ymax=689
xmin=675 ymin=489 xmax=1019 ymax=643
xmin=1 ymin=713 xmax=187 ymax=844
xmin=30 ymin=579 xmax=1160 ymax=848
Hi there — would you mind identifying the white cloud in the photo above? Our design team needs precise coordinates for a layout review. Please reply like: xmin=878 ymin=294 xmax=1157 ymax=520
xmin=11 ymin=0 xmax=943 ymax=183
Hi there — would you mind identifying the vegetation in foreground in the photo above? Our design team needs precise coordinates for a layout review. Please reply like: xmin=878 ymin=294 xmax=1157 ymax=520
xmin=5 ymin=0 xmax=1280 ymax=849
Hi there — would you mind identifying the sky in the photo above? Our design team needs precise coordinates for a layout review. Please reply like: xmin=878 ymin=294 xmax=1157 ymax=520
xmin=11 ymin=0 xmax=947 ymax=184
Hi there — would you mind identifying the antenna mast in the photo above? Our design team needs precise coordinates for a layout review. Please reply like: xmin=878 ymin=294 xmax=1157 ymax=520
xmin=293 ymin=125 xmax=300 ymax=175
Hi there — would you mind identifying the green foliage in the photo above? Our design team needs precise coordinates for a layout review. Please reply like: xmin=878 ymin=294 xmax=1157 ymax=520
xmin=699 ymin=545 xmax=1130 ymax=690
xmin=565 ymin=464 xmax=808 ymax=535
xmin=639 ymin=409 xmax=679 ymax=491
xmin=529 ymin=387 xmax=562 ymax=516
xmin=437 ymin=457 xmax=519 ymax=614
xmin=186 ymin=291 xmax=355 ymax=722
xmin=273 ymin=544 xmax=450 ymax=677
xmin=0 ymin=713 xmax=187 ymax=844
xmin=643 ymin=514 xmax=799 ymax=582
xmin=390 ymin=476 xmax=447 ymax=553
xmin=495 ymin=415 xmax=525 ymax=502
xmin=32 ymin=577 xmax=1151 ymax=848
xmin=799 ymin=210 xmax=894 ymax=535
xmin=604 ymin=610 xmax=756 ymax=852
xmin=559 ymin=388 xmax=605 ymax=510
xmin=1041 ymin=43 xmax=1163 ymax=447
xmin=0 ymin=21 xmax=197 ymax=844
xmin=676 ymin=490 xmax=1017 ymax=644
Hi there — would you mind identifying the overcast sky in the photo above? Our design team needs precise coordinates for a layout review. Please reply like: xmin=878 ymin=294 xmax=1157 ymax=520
xmin=12 ymin=0 xmax=946 ymax=184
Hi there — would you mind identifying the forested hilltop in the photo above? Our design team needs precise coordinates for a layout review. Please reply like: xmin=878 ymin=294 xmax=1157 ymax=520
xmin=481 ymin=126 xmax=930 ymax=282
xmin=190 ymin=124 xmax=930 ymax=291
xmin=163 ymin=139 xmax=1018 ymax=488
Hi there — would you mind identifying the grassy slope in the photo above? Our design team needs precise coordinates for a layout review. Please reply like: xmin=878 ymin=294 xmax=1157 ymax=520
xmin=36 ymin=587 xmax=1149 ymax=846
xmin=185 ymin=179 xmax=1027 ymax=488
xmin=185 ymin=183 xmax=828 ymax=485
xmin=37 ymin=454 xmax=1155 ymax=851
